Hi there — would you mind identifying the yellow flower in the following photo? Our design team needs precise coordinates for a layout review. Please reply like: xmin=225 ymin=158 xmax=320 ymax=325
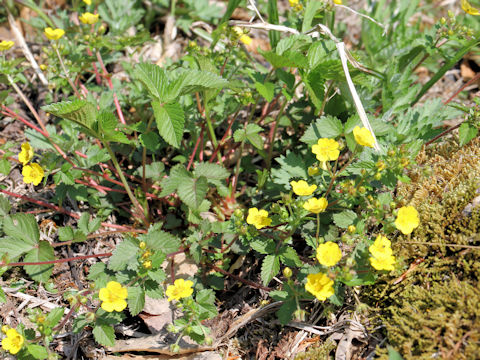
xmin=289 ymin=0 xmax=299 ymax=6
xmin=0 ymin=40 xmax=14 ymax=51
xmin=246 ymin=207 xmax=272 ymax=229
xmin=316 ymin=241 xmax=342 ymax=267
xmin=311 ymin=138 xmax=340 ymax=162
xmin=18 ymin=142 xmax=34 ymax=165
xmin=353 ymin=126 xmax=375 ymax=148
xmin=22 ymin=163 xmax=44 ymax=186
xmin=369 ymin=234 xmax=395 ymax=271
xmin=83 ymin=0 xmax=92 ymax=4
xmin=308 ymin=166 xmax=319 ymax=176
xmin=233 ymin=27 xmax=252 ymax=46
xmin=165 ymin=278 xmax=194 ymax=301
xmin=44 ymin=27 xmax=65 ymax=40
xmin=333 ymin=0 xmax=342 ymax=4
xmin=461 ymin=0 xmax=480 ymax=15
xmin=303 ymin=197 xmax=328 ymax=214
xmin=305 ymin=273 xmax=334 ymax=301
xmin=394 ymin=206 xmax=419 ymax=235
xmin=99 ymin=281 xmax=128 ymax=312
xmin=1 ymin=328 xmax=24 ymax=355
xmin=290 ymin=180 xmax=317 ymax=196
xmin=1 ymin=325 xmax=9 ymax=334
xmin=79 ymin=12 xmax=100 ymax=25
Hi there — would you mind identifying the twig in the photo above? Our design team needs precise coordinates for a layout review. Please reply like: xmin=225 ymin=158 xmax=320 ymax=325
xmin=335 ymin=4 xmax=386 ymax=32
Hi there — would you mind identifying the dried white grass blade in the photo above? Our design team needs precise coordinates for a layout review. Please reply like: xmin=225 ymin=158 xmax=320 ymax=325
xmin=247 ymin=0 xmax=265 ymax=23
xmin=335 ymin=4 xmax=386 ymax=33
xmin=336 ymin=42 xmax=380 ymax=151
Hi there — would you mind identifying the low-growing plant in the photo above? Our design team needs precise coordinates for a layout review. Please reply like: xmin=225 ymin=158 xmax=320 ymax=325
xmin=0 ymin=0 xmax=478 ymax=358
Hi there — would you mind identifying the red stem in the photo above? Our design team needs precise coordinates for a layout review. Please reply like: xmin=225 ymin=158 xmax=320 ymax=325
xmin=187 ymin=124 xmax=205 ymax=171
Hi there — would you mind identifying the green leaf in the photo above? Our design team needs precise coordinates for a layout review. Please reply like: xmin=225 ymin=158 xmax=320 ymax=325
xmin=196 ymin=289 xmax=217 ymax=319
xmin=302 ymin=0 xmax=324 ymax=32
xmin=58 ymin=227 xmax=74 ymax=242
xmin=152 ymin=101 xmax=185 ymax=148
xmin=279 ymin=246 xmax=302 ymax=267
xmin=108 ymin=238 xmax=139 ymax=271
xmin=194 ymin=162 xmax=229 ymax=181
xmin=27 ymin=344 xmax=48 ymax=359
xmin=269 ymin=290 xmax=288 ymax=301
xmin=4 ymin=214 xmax=39 ymax=246
xmin=250 ymin=239 xmax=276 ymax=255
xmin=0 ymin=236 xmax=34 ymax=260
xmin=0 ymin=195 xmax=11 ymax=216
xmin=146 ymin=229 xmax=180 ymax=254
xmin=167 ymin=70 xmax=228 ymax=101
xmin=300 ymin=116 xmax=343 ymax=145
xmin=177 ymin=175 xmax=208 ymax=210
xmin=458 ymin=122 xmax=478 ymax=147
xmin=139 ymin=131 xmax=162 ymax=152
xmin=42 ymin=100 xmax=97 ymax=135
xmin=127 ymin=286 xmax=145 ymax=316
xmin=78 ymin=213 xmax=101 ymax=234
xmin=98 ymin=112 xmax=131 ymax=144
xmin=0 ymin=158 xmax=10 ymax=176
xmin=46 ymin=308 xmax=65 ymax=327
xmin=261 ymin=255 xmax=280 ymax=286
xmin=267 ymin=0 xmax=280 ymax=47
xmin=92 ymin=324 xmax=115 ymax=347
xmin=24 ymin=241 xmax=55 ymax=282
xmin=259 ymin=49 xmax=308 ymax=69
xmin=332 ymin=210 xmax=357 ymax=229
xmin=133 ymin=62 xmax=168 ymax=100
xmin=387 ymin=346 xmax=405 ymax=360
xmin=0 ymin=287 xmax=5 ymax=303
xmin=255 ymin=82 xmax=275 ymax=102
xmin=245 ymin=123 xmax=265 ymax=150
xmin=277 ymin=299 xmax=296 ymax=325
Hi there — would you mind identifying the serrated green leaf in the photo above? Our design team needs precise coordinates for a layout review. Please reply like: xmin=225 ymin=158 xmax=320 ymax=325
xmin=250 ymin=239 xmax=276 ymax=255
xmin=146 ymin=229 xmax=180 ymax=254
xmin=458 ymin=122 xmax=478 ymax=147
xmin=194 ymin=162 xmax=229 ymax=180
xmin=148 ymin=268 xmax=166 ymax=284
xmin=233 ymin=128 xmax=246 ymax=143
xmin=97 ymin=112 xmax=131 ymax=144
xmin=152 ymin=101 xmax=185 ymax=148
xmin=27 ymin=344 xmax=48 ymax=359
xmin=255 ymin=82 xmax=275 ymax=102
xmin=245 ymin=123 xmax=265 ymax=150
xmin=127 ymin=286 xmax=145 ymax=316
xmin=4 ymin=214 xmax=39 ymax=246
xmin=269 ymin=290 xmax=288 ymax=301
xmin=46 ymin=308 xmax=65 ymax=327
xmin=24 ymin=241 xmax=55 ymax=282
xmin=196 ymin=289 xmax=217 ymax=319
xmin=300 ymin=116 xmax=343 ymax=145
xmin=133 ymin=62 xmax=168 ymax=100
xmin=108 ymin=238 xmax=139 ymax=271
xmin=167 ymin=70 xmax=228 ymax=101
xmin=93 ymin=324 xmax=115 ymax=346
xmin=177 ymin=175 xmax=208 ymax=210
xmin=0 ymin=236 xmax=35 ymax=260
xmin=139 ymin=131 xmax=161 ymax=151
xmin=0 ymin=158 xmax=10 ymax=175
xmin=261 ymin=255 xmax=280 ymax=286
xmin=58 ymin=227 xmax=74 ymax=242
xmin=259 ymin=49 xmax=308 ymax=69
xmin=332 ymin=210 xmax=357 ymax=229
xmin=279 ymin=246 xmax=301 ymax=267
xmin=42 ymin=100 xmax=97 ymax=135
xmin=277 ymin=298 xmax=296 ymax=325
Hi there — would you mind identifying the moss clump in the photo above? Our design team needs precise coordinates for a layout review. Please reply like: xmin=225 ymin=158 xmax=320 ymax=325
xmin=294 ymin=338 xmax=337 ymax=360
xmin=367 ymin=138 xmax=480 ymax=359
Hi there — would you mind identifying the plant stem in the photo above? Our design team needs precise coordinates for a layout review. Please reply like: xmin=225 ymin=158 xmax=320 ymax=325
xmin=316 ymin=213 xmax=320 ymax=246
xmin=103 ymin=142 xmax=148 ymax=225
xmin=266 ymin=99 xmax=288 ymax=169
xmin=53 ymin=44 xmax=81 ymax=98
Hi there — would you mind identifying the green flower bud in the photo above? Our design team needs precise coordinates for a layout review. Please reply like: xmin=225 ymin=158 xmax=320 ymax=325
xmin=139 ymin=241 xmax=147 ymax=249
xmin=283 ymin=267 xmax=293 ymax=279
xmin=448 ymin=10 xmax=454 ymax=18
xmin=374 ymin=172 xmax=382 ymax=181
xmin=233 ymin=208 xmax=244 ymax=219
xmin=347 ymin=225 xmax=356 ymax=234
xmin=440 ymin=17 xmax=446 ymax=25
xmin=358 ymin=186 xmax=366 ymax=194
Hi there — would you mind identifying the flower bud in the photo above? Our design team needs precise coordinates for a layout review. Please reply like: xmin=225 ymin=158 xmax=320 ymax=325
xmin=233 ymin=208 xmax=244 ymax=219
xmin=143 ymin=260 xmax=152 ymax=269
xmin=205 ymin=336 xmax=213 ymax=346
xmin=440 ymin=17 xmax=446 ymax=25
xmin=283 ymin=267 xmax=293 ymax=278
xmin=86 ymin=312 xmax=96 ymax=322
xmin=374 ymin=172 xmax=382 ymax=180
xmin=139 ymin=241 xmax=147 ymax=249
xmin=448 ymin=10 xmax=454 ymax=18
xmin=347 ymin=225 xmax=356 ymax=234
xmin=358 ymin=186 xmax=366 ymax=194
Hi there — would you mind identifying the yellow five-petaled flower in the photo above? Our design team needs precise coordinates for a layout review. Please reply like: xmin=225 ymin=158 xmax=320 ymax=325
xmin=99 ymin=281 xmax=128 ymax=312
xmin=0 ymin=40 xmax=14 ymax=51
xmin=22 ymin=163 xmax=44 ymax=186
xmin=303 ymin=197 xmax=328 ymax=214
xmin=165 ymin=278 xmax=194 ymax=302
xmin=246 ymin=207 xmax=272 ymax=229
xmin=44 ymin=27 xmax=65 ymax=40
xmin=461 ymin=0 xmax=480 ymax=15
xmin=305 ymin=272 xmax=334 ymax=301
xmin=312 ymin=138 xmax=340 ymax=162
xmin=1 ymin=328 xmax=24 ymax=355
xmin=18 ymin=142 xmax=34 ymax=165
xmin=369 ymin=234 xmax=396 ymax=271
xmin=290 ymin=180 xmax=317 ymax=196
xmin=79 ymin=12 xmax=100 ymax=25
xmin=316 ymin=241 xmax=342 ymax=267
xmin=394 ymin=206 xmax=419 ymax=235
xmin=353 ymin=126 xmax=375 ymax=148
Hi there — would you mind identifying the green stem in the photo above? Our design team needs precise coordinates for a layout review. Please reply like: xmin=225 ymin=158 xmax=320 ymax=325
xmin=204 ymin=105 xmax=222 ymax=164
xmin=171 ymin=0 xmax=177 ymax=17
xmin=316 ymin=213 xmax=320 ymax=246
xmin=104 ymin=142 xmax=148 ymax=225
xmin=53 ymin=44 xmax=81 ymax=98
xmin=266 ymin=99 xmax=288 ymax=169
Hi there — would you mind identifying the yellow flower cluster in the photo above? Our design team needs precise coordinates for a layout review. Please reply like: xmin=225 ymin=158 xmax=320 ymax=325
xmin=18 ymin=142 xmax=44 ymax=186
xmin=247 ymin=207 xmax=272 ymax=229
xmin=316 ymin=241 xmax=342 ymax=267
xmin=0 ymin=40 xmax=14 ymax=51
xmin=369 ymin=235 xmax=395 ymax=271
xmin=1 ymin=327 xmax=24 ymax=355
xmin=79 ymin=12 xmax=100 ymax=25
xmin=394 ymin=206 xmax=419 ymax=235
xmin=99 ymin=281 xmax=128 ymax=312
xmin=305 ymin=272 xmax=334 ymax=301
xmin=166 ymin=278 xmax=194 ymax=301
xmin=44 ymin=27 xmax=65 ymax=40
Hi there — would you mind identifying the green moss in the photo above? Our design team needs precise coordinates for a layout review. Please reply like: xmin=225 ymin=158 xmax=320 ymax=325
xmin=294 ymin=338 xmax=337 ymax=360
xmin=366 ymin=138 xmax=480 ymax=359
